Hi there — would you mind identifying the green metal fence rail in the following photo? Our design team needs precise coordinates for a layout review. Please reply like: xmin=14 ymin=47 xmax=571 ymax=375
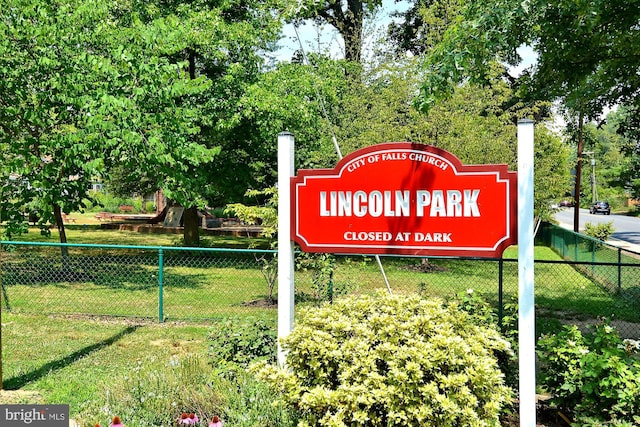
xmin=1 ymin=236 xmax=639 ymax=338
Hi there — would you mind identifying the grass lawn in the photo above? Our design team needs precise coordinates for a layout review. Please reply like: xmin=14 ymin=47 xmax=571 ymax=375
xmin=1 ymin=224 xmax=639 ymax=424
xmin=0 ymin=312 xmax=213 ymax=418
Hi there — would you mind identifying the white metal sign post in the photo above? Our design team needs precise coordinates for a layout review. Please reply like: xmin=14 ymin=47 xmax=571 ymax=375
xmin=277 ymin=132 xmax=295 ymax=367
xmin=517 ymin=119 xmax=536 ymax=427
xmin=278 ymin=126 xmax=536 ymax=424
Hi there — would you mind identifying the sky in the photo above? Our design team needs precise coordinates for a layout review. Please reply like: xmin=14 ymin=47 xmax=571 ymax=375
xmin=275 ymin=2 xmax=538 ymax=77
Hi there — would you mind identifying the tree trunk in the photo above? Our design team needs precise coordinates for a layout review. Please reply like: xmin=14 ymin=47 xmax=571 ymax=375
xmin=53 ymin=205 xmax=70 ymax=268
xmin=319 ymin=0 xmax=364 ymax=64
xmin=181 ymin=49 xmax=201 ymax=247
xmin=573 ymin=112 xmax=584 ymax=233
xmin=343 ymin=0 xmax=363 ymax=64
xmin=183 ymin=206 xmax=200 ymax=247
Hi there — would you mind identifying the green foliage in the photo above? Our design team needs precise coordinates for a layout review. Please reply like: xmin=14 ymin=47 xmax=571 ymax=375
xmin=230 ymin=58 xmax=346 ymax=189
xmin=584 ymin=221 xmax=615 ymax=243
xmin=226 ymin=187 xmax=278 ymax=239
xmin=608 ymin=106 xmax=640 ymax=200
xmin=537 ymin=321 xmax=640 ymax=425
xmin=0 ymin=0 xmax=112 ymax=239
xmin=79 ymin=353 xmax=297 ymax=427
xmin=207 ymin=317 xmax=277 ymax=368
xmin=226 ymin=187 xmax=279 ymax=301
xmin=533 ymin=127 xmax=572 ymax=222
xmin=444 ymin=289 xmax=519 ymax=389
xmin=252 ymin=292 xmax=513 ymax=426
xmin=420 ymin=0 xmax=640 ymax=122
xmin=90 ymin=192 xmax=138 ymax=213
xmin=295 ymin=253 xmax=357 ymax=303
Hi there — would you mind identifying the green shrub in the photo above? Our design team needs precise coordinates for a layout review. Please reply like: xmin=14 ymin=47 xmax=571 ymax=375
xmin=537 ymin=320 xmax=640 ymax=425
xmin=446 ymin=289 xmax=519 ymax=389
xmin=133 ymin=198 xmax=143 ymax=212
xmin=207 ymin=317 xmax=277 ymax=368
xmin=252 ymin=292 xmax=513 ymax=427
xmin=583 ymin=221 xmax=614 ymax=242
xmin=295 ymin=253 xmax=358 ymax=303
xmin=91 ymin=192 xmax=137 ymax=213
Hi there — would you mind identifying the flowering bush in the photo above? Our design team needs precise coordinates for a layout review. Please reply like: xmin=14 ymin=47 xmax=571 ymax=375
xmin=79 ymin=351 xmax=297 ymax=426
xmin=253 ymin=292 xmax=513 ymax=426
xmin=100 ymin=413 xmax=225 ymax=426
xmin=537 ymin=320 xmax=640 ymax=425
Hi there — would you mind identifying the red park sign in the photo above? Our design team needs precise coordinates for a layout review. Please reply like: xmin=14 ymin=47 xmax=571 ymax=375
xmin=291 ymin=142 xmax=517 ymax=257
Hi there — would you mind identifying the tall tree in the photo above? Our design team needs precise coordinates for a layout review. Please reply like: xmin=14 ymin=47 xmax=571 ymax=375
xmin=109 ymin=0 xmax=282 ymax=246
xmin=0 ymin=0 xmax=107 ymax=243
xmin=416 ymin=0 xmax=640 ymax=230
xmin=0 ymin=0 xmax=216 ymax=250
xmin=286 ymin=0 xmax=384 ymax=64
xmin=418 ymin=0 xmax=640 ymax=120
xmin=387 ymin=0 xmax=463 ymax=57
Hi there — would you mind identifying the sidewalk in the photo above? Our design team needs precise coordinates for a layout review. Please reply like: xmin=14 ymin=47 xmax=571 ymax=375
xmin=555 ymin=221 xmax=640 ymax=254
xmin=606 ymin=238 xmax=640 ymax=254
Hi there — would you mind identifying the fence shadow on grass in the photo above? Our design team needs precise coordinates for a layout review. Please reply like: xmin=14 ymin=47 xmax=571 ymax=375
xmin=3 ymin=325 xmax=140 ymax=390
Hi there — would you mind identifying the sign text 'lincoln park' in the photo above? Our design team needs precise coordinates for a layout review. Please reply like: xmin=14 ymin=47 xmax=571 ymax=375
xmin=291 ymin=142 xmax=518 ymax=257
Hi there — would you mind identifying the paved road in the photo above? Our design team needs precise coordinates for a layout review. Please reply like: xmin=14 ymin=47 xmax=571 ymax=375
xmin=554 ymin=207 xmax=640 ymax=251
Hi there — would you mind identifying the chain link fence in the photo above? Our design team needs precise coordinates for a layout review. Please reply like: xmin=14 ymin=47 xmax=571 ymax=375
xmin=538 ymin=221 xmax=640 ymax=293
xmin=1 ymin=233 xmax=639 ymax=338
xmin=0 ymin=242 xmax=279 ymax=322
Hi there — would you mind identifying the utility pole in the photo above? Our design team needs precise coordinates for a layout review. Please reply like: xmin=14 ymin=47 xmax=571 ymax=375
xmin=583 ymin=151 xmax=596 ymax=203
xmin=573 ymin=112 xmax=584 ymax=232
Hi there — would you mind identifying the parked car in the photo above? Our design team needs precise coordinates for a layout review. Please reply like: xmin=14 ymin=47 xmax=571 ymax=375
xmin=559 ymin=200 xmax=575 ymax=207
xmin=589 ymin=201 xmax=611 ymax=215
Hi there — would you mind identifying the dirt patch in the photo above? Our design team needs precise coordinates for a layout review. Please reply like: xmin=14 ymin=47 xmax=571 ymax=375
xmin=50 ymin=313 xmax=157 ymax=326
xmin=0 ymin=390 xmax=44 ymax=404
xmin=569 ymin=319 xmax=640 ymax=340
xmin=242 ymin=298 xmax=277 ymax=308
xmin=400 ymin=259 xmax=449 ymax=273
xmin=538 ymin=309 xmax=640 ymax=339
xmin=501 ymin=395 xmax=570 ymax=427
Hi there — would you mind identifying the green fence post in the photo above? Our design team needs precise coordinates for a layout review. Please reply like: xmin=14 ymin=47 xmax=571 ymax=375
xmin=158 ymin=248 xmax=164 ymax=322
xmin=618 ymin=247 xmax=622 ymax=294
xmin=591 ymin=241 xmax=596 ymax=276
